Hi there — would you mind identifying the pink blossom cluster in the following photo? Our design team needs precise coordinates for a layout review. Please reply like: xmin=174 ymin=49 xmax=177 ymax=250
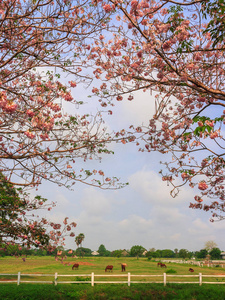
xmin=198 ymin=181 xmax=208 ymax=191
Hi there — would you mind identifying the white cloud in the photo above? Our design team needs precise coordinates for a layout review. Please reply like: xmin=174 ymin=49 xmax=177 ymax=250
xmin=80 ymin=187 xmax=112 ymax=216
xmin=192 ymin=218 xmax=210 ymax=231
xmin=170 ymin=233 xmax=181 ymax=241
xmin=128 ymin=169 xmax=193 ymax=207
xmin=119 ymin=214 xmax=154 ymax=231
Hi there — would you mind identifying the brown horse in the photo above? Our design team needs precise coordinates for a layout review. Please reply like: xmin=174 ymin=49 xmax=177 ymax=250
xmin=105 ymin=265 xmax=113 ymax=272
xmin=189 ymin=268 xmax=194 ymax=272
xmin=160 ymin=263 xmax=167 ymax=268
xmin=121 ymin=263 xmax=127 ymax=272
xmin=157 ymin=262 xmax=162 ymax=267
xmin=72 ymin=263 xmax=79 ymax=270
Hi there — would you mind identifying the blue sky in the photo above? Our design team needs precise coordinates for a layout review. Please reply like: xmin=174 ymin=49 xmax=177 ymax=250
xmin=33 ymin=79 xmax=225 ymax=253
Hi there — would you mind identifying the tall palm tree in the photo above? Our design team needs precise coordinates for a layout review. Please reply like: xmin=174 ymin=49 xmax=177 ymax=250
xmin=75 ymin=233 xmax=85 ymax=248
xmin=79 ymin=233 xmax=85 ymax=248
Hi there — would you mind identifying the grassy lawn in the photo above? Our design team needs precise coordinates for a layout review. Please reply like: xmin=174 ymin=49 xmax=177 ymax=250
xmin=1 ymin=283 xmax=225 ymax=299
xmin=0 ymin=256 xmax=225 ymax=284
xmin=1 ymin=257 xmax=225 ymax=299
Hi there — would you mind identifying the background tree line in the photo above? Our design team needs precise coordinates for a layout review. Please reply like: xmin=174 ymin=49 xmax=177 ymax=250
xmin=0 ymin=243 xmax=222 ymax=260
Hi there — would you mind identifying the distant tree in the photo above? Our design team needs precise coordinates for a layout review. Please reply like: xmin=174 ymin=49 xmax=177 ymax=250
xmin=79 ymin=234 xmax=85 ymax=248
xmin=205 ymin=241 xmax=218 ymax=252
xmin=34 ymin=249 xmax=47 ymax=256
xmin=149 ymin=248 xmax=156 ymax=253
xmin=145 ymin=251 xmax=154 ymax=260
xmin=161 ymin=249 xmax=175 ymax=258
xmin=111 ymin=249 xmax=123 ymax=258
xmin=155 ymin=250 xmax=163 ymax=258
xmin=104 ymin=250 xmax=111 ymax=257
xmin=195 ymin=249 xmax=208 ymax=259
xmin=98 ymin=244 xmax=107 ymax=256
xmin=75 ymin=233 xmax=85 ymax=248
xmin=209 ymin=248 xmax=221 ymax=260
xmin=178 ymin=249 xmax=190 ymax=259
xmin=130 ymin=245 xmax=146 ymax=259
xmin=174 ymin=249 xmax=179 ymax=258
xmin=76 ymin=247 xmax=92 ymax=257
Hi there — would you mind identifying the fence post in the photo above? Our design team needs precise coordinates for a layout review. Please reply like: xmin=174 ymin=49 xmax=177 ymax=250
xmin=128 ymin=272 xmax=131 ymax=286
xmin=163 ymin=273 xmax=166 ymax=286
xmin=17 ymin=272 xmax=21 ymax=286
xmin=199 ymin=273 xmax=202 ymax=286
xmin=91 ymin=272 xmax=94 ymax=286
xmin=54 ymin=272 xmax=58 ymax=286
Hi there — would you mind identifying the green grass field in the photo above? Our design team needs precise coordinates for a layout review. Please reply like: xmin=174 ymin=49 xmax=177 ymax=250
xmin=1 ymin=257 xmax=225 ymax=299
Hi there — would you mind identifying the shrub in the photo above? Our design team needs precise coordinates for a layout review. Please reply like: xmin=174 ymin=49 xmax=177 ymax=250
xmin=74 ymin=276 xmax=89 ymax=282
xmin=166 ymin=269 xmax=177 ymax=274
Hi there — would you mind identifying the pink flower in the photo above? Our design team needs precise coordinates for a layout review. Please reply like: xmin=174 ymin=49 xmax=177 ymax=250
xmin=210 ymin=131 xmax=219 ymax=139
xmin=181 ymin=172 xmax=189 ymax=180
xmin=99 ymin=170 xmax=104 ymax=176
xmin=92 ymin=87 xmax=99 ymax=93
xmin=69 ymin=81 xmax=77 ymax=87
xmin=103 ymin=4 xmax=113 ymax=13
xmin=24 ymin=131 xmax=35 ymax=139
xmin=137 ymin=51 xmax=143 ymax=58
xmin=5 ymin=102 xmax=17 ymax=113
xmin=63 ymin=217 xmax=68 ymax=225
xmin=198 ymin=181 xmax=208 ymax=190
xmin=26 ymin=109 xmax=35 ymax=117
xmin=131 ymin=0 xmax=138 ymax=7
xmin=160 ymin=8 xmax=168 ymax=16
xmin=40 ymin=133 xmax=49 ymax=140
xmin=64 ymin=93 xmax=73 ymax=101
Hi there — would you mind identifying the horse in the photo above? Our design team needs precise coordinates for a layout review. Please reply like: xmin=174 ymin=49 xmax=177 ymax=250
xmin=157 ymin=263 xmax=162 ymax=267
xmin=160 ymin=263 xmax=167 ymax=268
xmin=105 ymin=265 xmax=113 ymax=272
xmin=121 ymin=263 xmax=127 ymax=272
xmin=189 ymin=268 xmax=194 ymax=272
xmin=72 ymin=263 xmax=79 ymax=270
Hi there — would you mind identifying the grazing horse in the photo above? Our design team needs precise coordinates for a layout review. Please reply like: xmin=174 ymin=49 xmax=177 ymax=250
xmin=160 ymin=263 xmax=167 ymax=268
xmin=105 ymin=265 xmax=113 ymax=272
xmin=72 ymin=263 xmax=79 ymax=270
xmin=157 ymin=262 xmax=162 ymax=267
xmin=189 ymin=268 xmax=194 ymax=272
xmin=121 ymin=263 xmax=127 ymax=272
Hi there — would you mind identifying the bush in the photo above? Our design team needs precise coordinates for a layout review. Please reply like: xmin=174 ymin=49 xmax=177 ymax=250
xmin=166 ymin=269 xmax=177 ymax=274
xmin=74 ymin=276 xmax=89 ymax=282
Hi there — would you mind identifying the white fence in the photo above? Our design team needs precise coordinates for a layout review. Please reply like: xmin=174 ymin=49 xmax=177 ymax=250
xmin=1 ymin=272 xmax=225 ymax=286
xmin=156 ymin=259 xmax=225 ymax=268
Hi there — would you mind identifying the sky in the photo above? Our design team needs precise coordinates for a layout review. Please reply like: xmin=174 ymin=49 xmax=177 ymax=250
xmin=33 ymin=80 xmax=225 ymax=254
